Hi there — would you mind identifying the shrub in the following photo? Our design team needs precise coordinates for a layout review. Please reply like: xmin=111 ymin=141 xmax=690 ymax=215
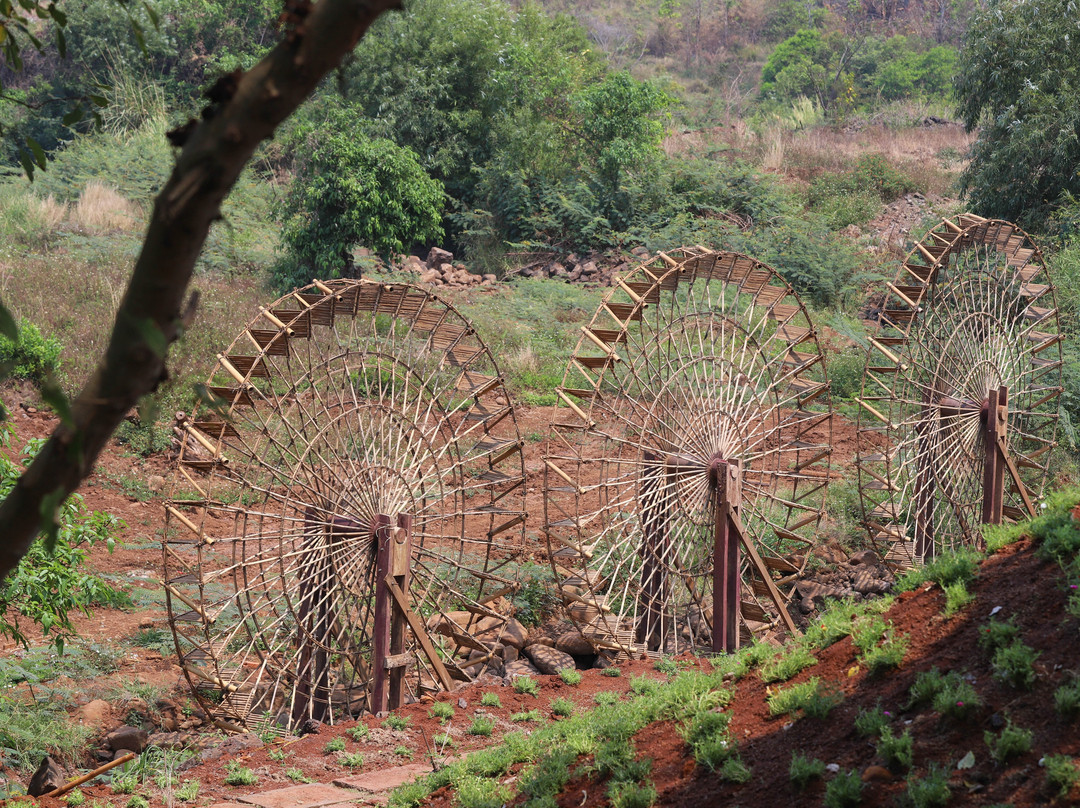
xmin=338 ymin=752 xmax=365 ymax=769
xmin=984 ymin=720 xmax=1033 ymax=764
xmin=601 ymin=667 xmax=622 ymax=677
xmin=991 ymin=642 xmax=1039 ymax=690
xmin=467 ymin=716 xmax=495 ymax=736
xmin=932 ymin=678 xmax=981 ymax=721
xmin=908 ymin=668 xmax=948 ymax=707
xmin=285 ymin=767 xmax=311 ymax=783
xmin=383 ymin=714 xmax=411 ymax=731
xmin=629 ymin=676 xmax=662 ymax=697
xmin=943 ymin=581 xmax=975 ymax=617
xmin=767 ymin=677 xmax=842 ymax=719
xmin=760 ymin=645 xmax=816 ymax=683
xmin=175 ymin=780 xmax=199 ymax=802
xmin=1044 ymin=754 xmax=1080 ymax=798
xmin=860 ymin=634 xmax=909 ymax=675
xmin=223 ymin=762 xmax=257 ymax=787
xmin=510 ymin=709 xmax=542 ymax=723
xmin=126 ymin=797 xmax=149 ymax=808
xmin=551 ymin=698 xmax=574 ymax=717
xmin=1054 ymin=679 xmax=1080 ymax=718
xmin=513 ymin=676 xmax=539 ymax=696
xmin=0 ymin=318 xmax=62 ymax=384
xmin=904 ymin=763 xmax=951 ymax=808
xmin=594 ymin=691 xmax=619 ymax=706
xmin=394 ymin=745 xmax=412 ymax=759
xmin=347 ymin=724 xmax=370 ymax=741
xmin=877 ymin=727 xmax=914 ymax=772
xmin=823 ymin=769 xmax=863 ymax=808
xmin=479 ymin=692 xmax=501 ymax=708
xmin=608 ymin=779 xmax=657 ymax=808
xmin=855 ymin=704 xmax=891 ymax=737
xmin=430 ymin=702 xmax=455 ymax=722
xmin=978 ymin=619 xmax=1020 ymax=654
xmin=323 ymin=738 xmax=346 ymax=754
xmin=719 ymin=757 xmax=752 ymax=783
xmin=896 ymin=549 xmax=982 ymax=592
xmin=789 ymin=752 xmax=825 ymax=791
xmin=558 ymin=668 xmax=583 ymax=686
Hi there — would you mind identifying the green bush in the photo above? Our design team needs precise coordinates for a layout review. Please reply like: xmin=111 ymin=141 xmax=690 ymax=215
xmin=823 ymin=769 xmax=863 ymax=808
xmin=0 ymin=318 xmax=62 ymax=384
xmin=896 ymin=548 xmax=982 ymax=592
xmin=1044 ymin=755 xmax=1080 ymax=798
xmin=1054 ymin=679 xmax=1080 ymax=718
xmin=978 ymin=619 xmax=1020 ymax=654
xmin=877 ymin=727 xmax=914 ymax=772
xmin=479 ymin=693 xmax=501 ymax=708
xmin=760 ymin=645 xmax=816 ymax=683
xmin=854 ymin=704 xmax=891 ymax=737
xmin=991 ymin=641 xmax=1039 ymax=690
xmin=467 ymin=716 xmax=495 ymax=736
xmin=904 ymin=763 xmax=951 ymax=808
xmin=789 ymin=752 xmax=825 ymax=791
xmin=430 ymin=702 xmax=455 ymax=722
xmin=985 ymin=720 xmax=1033 ymax=764
xmin=767 ymin=677 xmax=842 ymax=719
xmin=558 ymin=669 xmax=582 ymax=686
xmin=513 ymin=676 xmax=539 ymax=697
xmin=550 ymin=698 xmax=574 ymax=718
xmin=943 ymin=581 xmax=974 ymax=617
xmin=607 ymin=779 xmax=656 ymax=808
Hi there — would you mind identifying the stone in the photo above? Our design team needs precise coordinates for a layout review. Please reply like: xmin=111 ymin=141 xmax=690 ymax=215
xmin=631 ymin=246 xmax=649 ymax=257
xmin=147 ymin=475 xmax=166 ymax=493
xmin=28 ymin=755 xmax=64 ymax=797
xmin=501 ymin=644 xmax=518 ymax=663
xmin=74 ymin=699 xmax=112 ymax=728
xmin=482 ymin=274 xmax=497 ymax=284
xmin=333 ymin=763 xmax=431 ymax=794
xmin=235 ymin=783 xmax=362 ymax=808
xmin=105 ymin=726 xmax=149 ymax=754
xmin=862 ymin=765 xmax=893 ymax=782
xmin=500 ymin=618 xmax=528 ymax=649
xmin=426 ymin=247 xmax=453 ymax=267
xmin=553 ymin=630 xmax=593 ymax=657
xmin=852 ymin=568 xmax=890 ymax=596
xmin=848 ymin=549 xmax=882 ymax=566
xmin=419 ymin=270 xmax=440 ymax=285
xmin=567 ymin=266 xmax=583 ymax=281
xmin=579 ymin=261 xmax=598 ymax=276
xmin=524 ymin=644 xmax=575 ymax=675
xmin=504 ymin=659 xmax=542 ymax=677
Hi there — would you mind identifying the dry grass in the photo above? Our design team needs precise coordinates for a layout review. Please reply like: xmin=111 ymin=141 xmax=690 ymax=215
xmin=70 ymin=181 xmax=144 ymax=234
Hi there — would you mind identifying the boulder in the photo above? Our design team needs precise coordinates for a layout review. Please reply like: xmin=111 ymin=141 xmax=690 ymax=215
xmin=419 ymin=270 xmax=440 ymax=285
xmin=74 ymin=699 xmax=112 ymax=728
xmin=147 ymin=475 xmax=166 ymax=493
xmin=105 ymin=725 xmax=149 ymax=754
xmin=482 ymin=274 xmax=497 ymax=284
xmin=852 ymin=568 xmax=890 ymax=596
xmin=504 ymin=659 xmax=542 ymax=678
xmin=500 ymin=618 xmax=528 ymax=649
xmin=579 ymin=261 xmax=598 ymax=276
xmin=501 ymin=644 xmax=519 ymax=664
xmin=848 ymin=549 xmax=882 ymax=566
xmin=28 ymin=756 xmax=65 ymax=797
xmin=553 ymin=630 xmax=593 ymax=657
xmin=524 ymin=644 xmax=575 ymax=675
xmin=426 ymin=247 xmax=453 ymax=266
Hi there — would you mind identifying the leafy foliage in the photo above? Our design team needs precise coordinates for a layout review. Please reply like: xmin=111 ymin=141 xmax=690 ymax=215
xmin=0 ymin=427 xmax=129 ymax=653
xmin=955 ymin=0 xmax=1080 ymax=228
xmin=0 ymin=317 xmax=62 ymax=384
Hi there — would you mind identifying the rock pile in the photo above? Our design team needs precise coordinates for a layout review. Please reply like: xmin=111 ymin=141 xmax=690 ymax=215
xmin=790 ymin=548 xmax=896 ymax=625
xmin=402 ymin=247 xmax=497 ymax=289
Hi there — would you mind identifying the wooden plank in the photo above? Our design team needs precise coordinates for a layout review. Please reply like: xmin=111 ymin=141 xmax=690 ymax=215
xmin=384 ymin=578 xmax=454 ymax=691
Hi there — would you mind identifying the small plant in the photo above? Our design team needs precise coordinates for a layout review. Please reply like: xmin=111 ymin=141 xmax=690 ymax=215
xmin=1054 ymin=679 xmax=1080 ymax=718
xmin=908 ymin=668 xmax=948 ymax=707
xmin=984 ymin=719 xmax=1033 ymax=764
xmin=455 ymin=774 xmax=513 ymax=808
xmin=943 ymin=580 xmax=974 ymax=617
xmin=904 ymin=763 xmax=951 ymax=808
xmin=338 ymin=752 xmax=365 ymax=769
xmin=911 ymin=668 xmax=981 ymax=720
xmin=127 ymin=797 xmax=149 ymax=808
xmin=479 ymin=692 xmax=502 ymax=708
xmin=324 ymin=737 xmax=346 ymax=754
xmin=175 ymin=780 xmax=200 ymax=802
xmin=860 ymin=634 xmax=909 ymax=675
xmin=383 ymin=714 xmax=411 ymax=731
xmin=823 ymin=769 xmax=863 ymax=808
xmin=112 ymin=776 xmax=136 ymax=795
xmin=978 ymin=618 xmax=1020 ymax=654
xmin=223 ymin=762 xmax=258 ymax=787
xmin=347 ymin=724 xmax=370 ymax=741
xmin=433 ymin=732 xmax=455 ymax=750
xmin=760 ymin=645 xmax=816 ymax=683
xmin=267 ymin=748 xmax=287 ymax=762
xmin=789 ymin=752 xmax=825 ymax=792
xmin=877 ymin=727 xmax=914 ymax=772
xmin=551 ymin=697 xmax=574 ymax=717
xmin=685 ymin=709 xmax=735 ymax=771
xmin=608 ymin=779 xmax=657 ymax=808
xmin=720 ymin=757 xmax=752 ymax=783
xmin=601 ymin=667 xmax=621 ymax=677
xmin=629 ymin=676 xmax=661 ymax=697
xmin=594 ymin=691 xmax=619 ymax=706
xmin=430 ymin=702 xmax=455 ymax=721
xmin=855 ymin=704 xmax=891 ymax=737
xmin=66 ymin=790 xmax=86 ymax=807
xmin=393 ymin=745 xmax=413 ymax=760
xmin=1044 ymin=754 xmax=1080 ymax=798
xmin=654 ymin=658 xmax=679 ymax=675
xmin=511 ymin=709 xmax=542 ymax=723
xmin=285 ymin=768 xmax=312 ymax=783
xmin=851 ymin=614 xmax=888 ymax=653
xmin=767 ymin=676 xmax=842 ymax=719
xmin=468 ymin=716 xmax=496 ymax=736
xmin=513 ymin=676 xmax=539 ymax=696
xmin=991 ymin=641 xmax=1039 ymax=689
xmin=558 ymin=668 xmax=583 ymax=686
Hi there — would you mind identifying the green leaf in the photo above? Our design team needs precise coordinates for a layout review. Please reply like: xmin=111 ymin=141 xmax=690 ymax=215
xmin=88 ymin=94 xmax=108 ymax=108
xmin=17 ymin=148 xmax=34 ymax=181
xmin=0 ymin=298 xmax=18 ymax=341
xmin=25 ymin=135 xmax=46 ymax=169
xmin=61 ymin=104 xmax=83 ymax=127
xmin=49 ymin=5 xmax=67 ymax=26
xmin=39 ymin=376 xmax=73 ymax=428
xmin=54 ymin=25 xmax=65 ymax=58
xmin=141 ymin=1 xmax=158 ymax=28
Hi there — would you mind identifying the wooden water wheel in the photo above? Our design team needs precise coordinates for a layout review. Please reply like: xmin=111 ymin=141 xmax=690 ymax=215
xmin=856 ymin=214 xmax=1062 ymax=569
xmin=163 ymin=279 xmax=527 ymax=731
xmin=542 ymin=248 xmax=833 ymax=658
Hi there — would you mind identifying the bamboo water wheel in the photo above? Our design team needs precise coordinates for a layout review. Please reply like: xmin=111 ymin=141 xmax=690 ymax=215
xmin=163 ymin=279 xmax=527 ymax=731
xmin=856 ymin=215 xmax=1062 ymax=569
xmin=542 ymin=248 xmax=833 ymax=658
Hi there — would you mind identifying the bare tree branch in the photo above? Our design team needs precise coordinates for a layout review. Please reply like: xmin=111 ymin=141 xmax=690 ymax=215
xmin=0 ymin=0 xmax=402 ymax=580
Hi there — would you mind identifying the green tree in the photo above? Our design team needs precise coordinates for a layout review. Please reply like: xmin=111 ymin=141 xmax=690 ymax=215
xmin=275 ymin=120 xmax=445 ymax=287
xmin=955 ymin=0 xmax=1080 ymax=228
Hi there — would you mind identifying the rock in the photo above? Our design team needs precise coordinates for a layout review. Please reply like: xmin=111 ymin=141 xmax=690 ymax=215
xmin=852 ymin=568 xmax=890 ymax=596
xmin=524 ymin=644 xmax=575 ymax=675
xmin=567 ymin=266 xmax=583 ymax=281
xmin=826 ymin=763 xmax=841 ymax=774
xmin=147 ymin=475 xmax=166 ymax=493
xmin=500 ymin=618 xmax=528 ymax=649
xmin=848 ymin=549 xmax=882 ymax=566
xmin=631 ymin=246 xmax=649 ymax=257
xmin=105 ymin=726 xmax=149 ymax=754
xmin=579 ymin=261 xmax=597 ymax=277
xmin=426 ymin=247 xmax=453 ymax=267
xmin=501 ymin=644 xmax=519 ymax=664
xmin=553 ymin=631 xmax=593 ymax=656
xmin=28 ymin=756 xmax=65 ymax=797
xmin=419 ymin=270 xmax=440 ymax=284
xmin=74 ymin=699 xmax=112 ymax=728
xmin=482 ymin=274 xmax=497 ymax=284
xmin=862 ymin=765 xmax=893 ymax=782
xmin=504 ymin=659 xmax=542 ymax=678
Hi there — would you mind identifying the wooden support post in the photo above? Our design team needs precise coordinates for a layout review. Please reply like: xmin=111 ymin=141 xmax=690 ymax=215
xmin=636 ymin=451 xmax=669 ymax=651
xmin=914 ymin=390 xmax=936 ymax=562
xmin=370 ymin=513 xmax=393 ymax=715
xmin=292 ymin=507 xmax=336 ymax=725
xmin=387 ymin=514 xmax=412 ymax=710
xmin=981 ymin=386 xmax=1006 ymax=526
xmin=712 ymin=458 xmax=741 ymax=653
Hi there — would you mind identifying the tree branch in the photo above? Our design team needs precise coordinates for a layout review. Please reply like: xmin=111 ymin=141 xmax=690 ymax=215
xmin=0 ymin=0 xmax=402 ymax=581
